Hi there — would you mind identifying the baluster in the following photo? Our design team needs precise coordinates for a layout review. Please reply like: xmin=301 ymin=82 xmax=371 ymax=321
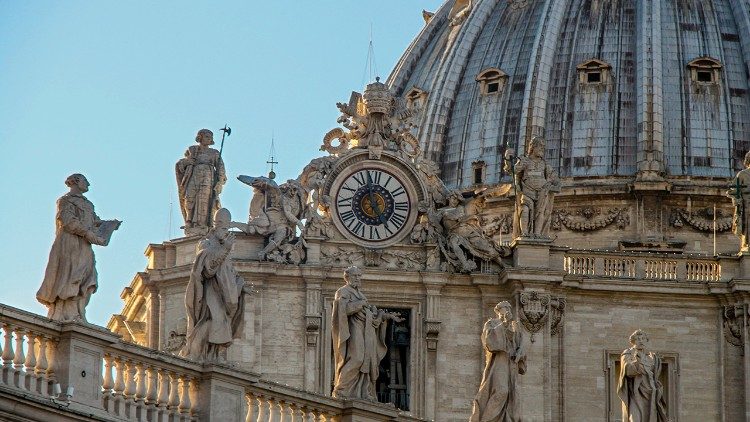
xmin=156 ymin=369 xmax=170 ymax=422
xmin=0 ymin=325 xmax=9 ymax=386
xmin=278 ymin=400 xmax=292 ymax=422
xmin=35 ymin=336 xmax=50 ymax=395
xmin=267 ymin=397 xmax=279 ymax=422
xmin=102 ymin=354 xmax=114 ymax=413
xmin=245 ymin=393 xmax=257 ymax=422
xmin=145 ymin=365 xmax=158 ymax=410
xmin=168 ymin=372 xmax=180 ymax=416
xmin=24 ymin=331 xmax=37 ymax=393
xmin=45 ymin=338 xmax=58 ymax=385
xmin=13 ymin=328 xmax=26 ymax=390
xmin=305 ymin=408 xmax=319 ymax=422
xmin=256 ymin=394 xmax=270 ymax=422
xmin=292 ymin=405 xmax=306 ymax=422
xmin=188 ymin=377 xmax=199 ymax=419
xmin=134 ymin=362 xmax=147 ymax=421
xmin=112 ymin=357 xmax=127 ymax=417
xmin=178 ymin=375 xmax=192 ymax=417
xmin=122 ymin=360 xmax=137 ymax=419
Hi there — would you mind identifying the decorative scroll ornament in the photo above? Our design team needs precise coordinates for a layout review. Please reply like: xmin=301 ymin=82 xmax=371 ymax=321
xmin=723 ymin=305 xmax=745 ymax=347
xmin=320 ymin=246 xmax=426 ymax=270
xmin=320 ymin=77 xmax=421 ymax=160
xmin=670 ymin=207 xmax=732 ymax=232
xmin=518 ymin=291 xmax=565 ymax=342
xmin=519 ymin=291 xmax=550 ymax=342
xmin=551 ymin=207 xmax=629 ymax=232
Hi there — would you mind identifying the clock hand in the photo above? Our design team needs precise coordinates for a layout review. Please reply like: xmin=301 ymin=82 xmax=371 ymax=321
xmin=366 ymin=171 xmax=387 ymax=224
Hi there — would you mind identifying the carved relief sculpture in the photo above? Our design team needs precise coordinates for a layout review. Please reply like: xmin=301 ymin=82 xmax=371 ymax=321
xmin=37 ymin=174 xmax=120 ymax=322
xmin=727 ymin=151 xmax=750 ymax=250
xmin=617 ymin=329 xmax=669 ymax=422
xmin=331 ymin=266 xmax=403 ymax=400
xmin=175 ymin=129 xmax=227 ymax=236
xmin=181 ymin=208 xmax=245 ymax=362
xmin=470 ymin=301 xmax=526 ymax=422
xmin=505 ymin=136 xmax=560 ymax=239
xmin=233 ymin=176 xmax=307 ymax=263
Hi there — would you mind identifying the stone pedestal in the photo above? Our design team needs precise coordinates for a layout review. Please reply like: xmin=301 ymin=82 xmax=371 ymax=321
xmin=512 ymin=237 xmax=553 ymax=269
xmin=339 ymin=399 xmax=400 ymax=422
xmin=197 ymin=364 xmax=259 ymax=421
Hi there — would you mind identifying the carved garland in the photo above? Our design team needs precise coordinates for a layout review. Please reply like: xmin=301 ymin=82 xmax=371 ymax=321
xmin=671 ymin=208 xmax=732 ymax=232
xmin=551 ymin=207 xmax=629 ymax=232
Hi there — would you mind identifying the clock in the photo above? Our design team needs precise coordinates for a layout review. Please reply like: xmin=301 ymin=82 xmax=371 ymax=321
xmin=331 ymin=164 xmax=415 ymax=247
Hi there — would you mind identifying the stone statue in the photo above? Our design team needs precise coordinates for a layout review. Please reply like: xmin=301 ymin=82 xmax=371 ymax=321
xmin=617 ymin=329 xmax=669 ymax=422
xmin=505 ymin=136 xmax=560 ymax=238
xmin=37 ymin=174 xmax=120 ymax=322
xmin=181 ymin=208 xmax=244 ymax=362
xmin=175 ymin=129 xmax=227 ymax=236
xmin=232 ymin=176 xmax=307 ymax=263
xmin=331 ymin=266 xmax=403 ymax=400
xmin=470 ymin=301 xmax=526 ymax=422
xmin=728 ymin=151 xmax=750 ymax=251
xmin=434 ymin=192 xmax=507 ymax=272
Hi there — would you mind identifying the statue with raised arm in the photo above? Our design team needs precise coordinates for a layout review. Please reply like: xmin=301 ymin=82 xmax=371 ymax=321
xmin=332 ymin=266 xmax=403 ymax=400
xmin=618 ymin=330 xmax=669 ymax=422
xmin=37 ymin=174 xmax=120 ymax=322
xmin=470 ymin=301 xmax=526 ymax=422
xmin=728 ymin=151 xmax=750 ymax=251
xmin=176 ymin=129 xmax=227 ymax=236
xmin=181 ymin=208 xmax=244 ymax=362
xmin=505 ymin=136 xmax=560 ymax=238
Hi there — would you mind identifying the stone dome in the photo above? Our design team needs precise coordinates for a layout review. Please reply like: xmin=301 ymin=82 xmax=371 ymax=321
xmin=388 ymin=0 xmax=750 ymax=189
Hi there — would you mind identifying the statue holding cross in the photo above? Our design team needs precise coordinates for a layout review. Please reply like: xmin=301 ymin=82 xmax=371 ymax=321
xmin=728 ymin=151 xmax=750 ymax=251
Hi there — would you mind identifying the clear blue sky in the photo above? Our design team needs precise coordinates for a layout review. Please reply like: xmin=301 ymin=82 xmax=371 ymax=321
xmin=0 ymin=1 xmax=444 ymax=326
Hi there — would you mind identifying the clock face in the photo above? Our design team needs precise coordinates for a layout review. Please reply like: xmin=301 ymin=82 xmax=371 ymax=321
xmin=334 ymin=168 xmax=412 ymax=245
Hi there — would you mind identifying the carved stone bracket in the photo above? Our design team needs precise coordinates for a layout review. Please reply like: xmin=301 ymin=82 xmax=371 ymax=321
xmin=518 ymin=291 xmax=565 ymax=342
xmin=551 ymin=207 xmax=629 ymax=232
xmin=305 ymin=315 xmax=322 ymax=346
xmin=424 ymin=320 xmax=441 ymax=351
xmin=671 ymin=207 xmax=732 ymax=232
xmin=723 ymin=305 xmax=745 ymax=347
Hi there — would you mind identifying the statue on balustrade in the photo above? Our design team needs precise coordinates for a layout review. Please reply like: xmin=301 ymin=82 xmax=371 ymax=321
xmin=182 ymin=208 xmax=245 ymax=362
xmin=37 ymin=174 xmax=121 ymax=322
xmin=470 ymin=301 xmax=526 ymax=422
xmin=176 ymin=129 xmax=227 ymax=236
xmin=728 ymin=151 xmax=750 ymax=251
xmin=331 ymin=266 xmax=403 ymax=400
xmin=617 ymin=329 xmax=669 ymax=422
xmin=504 ymin=136 xmax=560 ymax=239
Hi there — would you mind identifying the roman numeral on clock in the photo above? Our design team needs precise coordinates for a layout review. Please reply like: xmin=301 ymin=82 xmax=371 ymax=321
xmin=394 ymin=201 xmax=408 ymax=212
xmin=341 ymin=210 xmax=355 ymax=225
xmin=352 ymin=221 xmax=365 ymax=237
xmin=369 ymin=226 xmax=381 ymax=240
xmin=368 ymin=170 xmax=382 ymax=185
xmin=390 ymin=212 xmax=406 ymax=229
xmin=391 ymin=186 xmax=406 ymax=197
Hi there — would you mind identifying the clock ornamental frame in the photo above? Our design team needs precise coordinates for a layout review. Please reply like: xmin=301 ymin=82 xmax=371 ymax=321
xmin=328 ymin=150 xmax=425 ymax=248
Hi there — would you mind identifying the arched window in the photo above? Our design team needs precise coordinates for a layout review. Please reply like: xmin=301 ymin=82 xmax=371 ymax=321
xmin=687 ymin=57 xmax=722 ymax=85
xmin=476 ymin=68 xmax=507 ymax=96
xmin=576 ymin=59 xmax=611 ymax=85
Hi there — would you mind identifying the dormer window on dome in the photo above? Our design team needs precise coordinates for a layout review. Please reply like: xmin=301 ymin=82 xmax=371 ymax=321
xmin=472 ymin=160 xmax=486 ymax=185
xmin=688 ymin=57 xmax=722 ymax=85
xmin=405 ymin=86 xmax=428 ymax=110
xmin=576 ymin=59 xmax=611 ymax=85
xmin=476 ymin=68 xmax=507 ymax=96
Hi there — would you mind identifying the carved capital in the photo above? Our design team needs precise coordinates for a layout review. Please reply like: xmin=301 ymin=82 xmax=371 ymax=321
xmin=723 ymin=305 xmax=745 ymax=347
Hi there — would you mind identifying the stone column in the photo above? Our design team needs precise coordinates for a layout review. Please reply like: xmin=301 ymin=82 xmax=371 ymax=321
xmin=303 ymin=276 xmax=323 ymax=393
xmin=145 ymin=282 xmax=160 ymax=350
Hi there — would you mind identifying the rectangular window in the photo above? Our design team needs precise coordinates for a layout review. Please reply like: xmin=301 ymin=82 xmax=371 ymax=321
xmin=376 ymin=308 xmax=411 ymax=411
xmin=587 ymin=71 xmax=602 ymax=83
xmin=486 ymin=82 xmax=500 ymax=93
xmin=696 ymin=70 xmax=713 ymax=83
xmin=474 ymin=167 xmax=484 ymax=184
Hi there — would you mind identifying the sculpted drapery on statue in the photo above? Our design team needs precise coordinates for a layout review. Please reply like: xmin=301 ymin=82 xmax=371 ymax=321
xmin=181 ymin=208 xmax=245 ymax=362
xmin=176 ymin=129 xmax=227 ymax=236
xmin=728 ymin=151 xmax=750 ymax=251
xmin=37 ymin=174 xmax=120 ymax=322
xmin=331 ymin=266 xmax=403 ymax=400
xmin=470 ymin=301 xmax=526 ymax=422
xmin=618 ymin=330 xmax=669 ymax=422
xmin=505 ymin=136 xmax=560 ymax=239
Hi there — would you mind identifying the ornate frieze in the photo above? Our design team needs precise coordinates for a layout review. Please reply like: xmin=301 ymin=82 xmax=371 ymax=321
xmin=320 ymin=246 xmax=426 ymax=270
xmin=551 ymin=207 xmax=629 ymax=232
xmin=670 ymin=207 xmax=732 ymax=232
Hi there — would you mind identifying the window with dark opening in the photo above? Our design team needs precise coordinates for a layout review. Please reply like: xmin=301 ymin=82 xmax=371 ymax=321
xmin=486 ymin=82 xmax=499 ymax=93
xmin=688 ymin=57 xmax=722 ymax=86
xmin=587 ymin=71 xmax=601 ymax=83
xmin=474 ymin=167 xmax=484 ymax=184
xmin=696 ymin=70 xmax=713 ymax=83
xmin=476 ymin=68 xmax=506 ymax=96
xmin=376 ymin=308 xmax=411 ymax=411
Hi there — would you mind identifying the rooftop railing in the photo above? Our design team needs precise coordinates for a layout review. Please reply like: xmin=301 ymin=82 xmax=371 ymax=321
xmin=563 ymin=250 xmax=723 ymax=282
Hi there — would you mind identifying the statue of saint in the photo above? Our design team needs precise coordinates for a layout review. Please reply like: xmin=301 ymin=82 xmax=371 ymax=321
xmin=181 ymin=208 xmax=244 ymax=362
xmin=470 ymin=301 xmax=526 ymax=422
xmin=617 ymin=329 xmax=669 ymax=422
xmin=331 ymin=266 xmax=403 ymax=400
xmin=505 ymin=136 xmax=560 ymax=238
xmin=37 ymin=174 xmax=120 ymax=322
xmin=728 ymin=151 xmax=750 ymax=251
xmin=176 ymin=129 xmax=227 ymax=235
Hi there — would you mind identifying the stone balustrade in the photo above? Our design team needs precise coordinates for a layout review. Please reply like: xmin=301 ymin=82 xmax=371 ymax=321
xmin=563 ymin=250 xmax=723 ymax=282
xmin=0 ymin=304 xmax=425 ymax=422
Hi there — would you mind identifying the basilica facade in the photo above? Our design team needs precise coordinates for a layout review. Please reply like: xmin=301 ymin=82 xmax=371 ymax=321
xmin=101 ymin=1 xmax=750 ymax=421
